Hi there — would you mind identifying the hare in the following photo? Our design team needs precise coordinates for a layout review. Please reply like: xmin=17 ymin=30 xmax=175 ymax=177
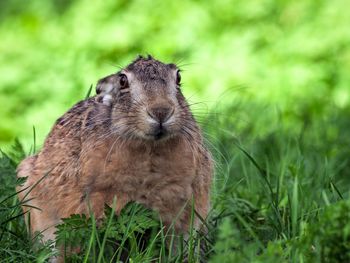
xmin=17 ymin=55 xmax=213 ymax=249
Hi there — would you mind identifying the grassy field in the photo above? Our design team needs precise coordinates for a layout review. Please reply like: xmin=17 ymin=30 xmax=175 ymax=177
xmin=1 ymin=0 xmax=350 ymax=262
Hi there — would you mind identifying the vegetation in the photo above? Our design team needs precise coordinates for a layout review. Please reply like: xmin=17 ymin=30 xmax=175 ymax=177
xmin=1 ymin=0 xmax=350 ymax=262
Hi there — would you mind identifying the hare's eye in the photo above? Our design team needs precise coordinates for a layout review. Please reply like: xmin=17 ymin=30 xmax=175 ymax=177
xmin=119 ymin=74 xmax=128 ymax=89
xmin=176 ymin=70 xmax=181 ymax=85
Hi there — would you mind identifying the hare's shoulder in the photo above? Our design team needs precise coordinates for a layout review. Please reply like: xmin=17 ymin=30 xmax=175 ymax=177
xmin=38 ymin=98 xmax=99 ymax=156
xmin=54 ymin=98 xmax=97 ymax=129
xmin=14 ymin=99 xmax=98 ymax=181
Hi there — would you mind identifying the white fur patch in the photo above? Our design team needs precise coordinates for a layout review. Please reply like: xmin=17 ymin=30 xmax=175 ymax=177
xmin=104 ymin=83 xmax=114 ymax=93
xmin=102 ymin=94 xmax=113 ymax=106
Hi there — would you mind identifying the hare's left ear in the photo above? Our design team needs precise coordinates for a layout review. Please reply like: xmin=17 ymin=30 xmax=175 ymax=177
xmin=96 ymin=74 xmax=119 ymax=106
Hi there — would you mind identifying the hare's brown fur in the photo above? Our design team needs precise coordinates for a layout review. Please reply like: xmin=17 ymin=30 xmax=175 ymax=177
xmin=17 ymin=56 xmax=213 ymax=244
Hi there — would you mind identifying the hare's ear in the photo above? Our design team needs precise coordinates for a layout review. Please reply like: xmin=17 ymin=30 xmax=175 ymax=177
xmin=96 ymin=83 xmax=113 ymax=106
xmin=96 ymin=82 xmax=114 ymax=95
xmin=96 ymin=75 xmax=118 ymax=106
xmin=96 ymin=76 xmax=115 ymax=94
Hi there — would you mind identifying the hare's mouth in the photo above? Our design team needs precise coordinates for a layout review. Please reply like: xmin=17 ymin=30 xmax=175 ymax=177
xmin=146 ymin=123 xmax=169 ymax=140
xmin=153 ymin=127 xmax=166 ymax=140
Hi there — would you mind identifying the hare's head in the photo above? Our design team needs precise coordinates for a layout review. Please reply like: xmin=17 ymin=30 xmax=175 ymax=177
xmin=96 ymin=56 xmax=194 ymax=141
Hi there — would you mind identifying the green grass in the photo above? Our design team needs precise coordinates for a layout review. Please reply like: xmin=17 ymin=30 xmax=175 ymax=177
xmin=1 ymin=95 xmax=350 ymax=262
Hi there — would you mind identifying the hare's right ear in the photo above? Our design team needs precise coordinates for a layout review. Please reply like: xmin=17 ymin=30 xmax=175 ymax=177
xmin=96 ymin=74 xmax=118 ymax=106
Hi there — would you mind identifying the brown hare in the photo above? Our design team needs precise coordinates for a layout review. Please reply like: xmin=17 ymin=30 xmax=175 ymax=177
xmin=17 ymin=55 xmax=213 ymax=255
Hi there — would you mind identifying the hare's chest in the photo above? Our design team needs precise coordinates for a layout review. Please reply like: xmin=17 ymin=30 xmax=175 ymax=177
xmin=113 ymin=147 xmax=194 ymax=188
xmin=125 ymin=151 xmax=196 ymax=209
xmin=92 ymin=140 xmax=196 ymax=200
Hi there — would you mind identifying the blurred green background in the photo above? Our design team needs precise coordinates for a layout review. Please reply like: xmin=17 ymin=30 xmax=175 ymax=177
xmin=1 ymin=0 xmax=349 ymax=149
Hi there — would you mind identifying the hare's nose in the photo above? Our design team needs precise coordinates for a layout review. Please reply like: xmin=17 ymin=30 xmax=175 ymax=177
xmin=148 ymin=106 xmax=174 ymax=123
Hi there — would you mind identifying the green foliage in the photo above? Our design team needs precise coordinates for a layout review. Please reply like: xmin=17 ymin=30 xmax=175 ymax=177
xmin=210 ymin=218 xmax=262 ymax=263
xmin=55 ymin=203 xmax=160 ymax=262
xmin=0 ymin=151 xmax=54 ymax=263
xmin=299 ymin=200 xmax=350 ymax=262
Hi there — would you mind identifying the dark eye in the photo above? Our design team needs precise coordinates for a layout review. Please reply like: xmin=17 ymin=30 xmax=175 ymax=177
xmin=176 ymin=70 xmax=181 ymax=85
xmin=119 ymin=74 xmax=128 ymax=89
